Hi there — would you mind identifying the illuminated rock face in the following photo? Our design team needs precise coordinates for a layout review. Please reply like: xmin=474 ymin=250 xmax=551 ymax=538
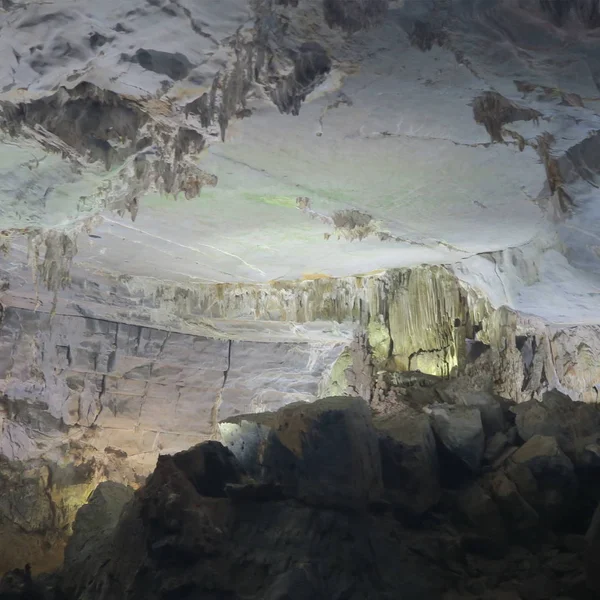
xmin=0 ymin=307 xmax=343 ymax=466
xmin=1 ymin=266 xmax=598 ymax=476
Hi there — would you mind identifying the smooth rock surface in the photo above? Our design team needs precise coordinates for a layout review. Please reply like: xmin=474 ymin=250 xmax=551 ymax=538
xmin=427 ymin=404 xmax=485 ymax=474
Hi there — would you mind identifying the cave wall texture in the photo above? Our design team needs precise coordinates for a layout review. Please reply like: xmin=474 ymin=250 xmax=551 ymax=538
xmin=1 ymin=0 xmax=600 ymax=580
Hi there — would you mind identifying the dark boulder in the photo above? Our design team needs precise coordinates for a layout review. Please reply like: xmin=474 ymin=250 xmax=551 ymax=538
xmin=219 ymin=396 xmax=383 ymax=510
xmin=508 ymin=435 xmax=577 ymax=527
xmin=426 ymin=404 xmax=485 ymax=477
xmin=511 ymin=390 xmax=600 ymax=465
xmin=374 ymin=409 xmax=441 ymax=517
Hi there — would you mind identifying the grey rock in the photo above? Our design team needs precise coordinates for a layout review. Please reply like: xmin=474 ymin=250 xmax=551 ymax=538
xmin=170 ymin=440 xmax=247 ymax=498
xmin=484 ymin=432 xmax=509 ymax=464
xmin=509 ymin=435 xmax=577 ymax=524
xmin=0 ymin=458 xmax=53 ymax=534
xmin=454 ymin=483 xmax=507 ymax=547
xmin=57 ymin=435 xmax=447 ymax=600
xmin=511 ymin=435 xmax=575 ymax=482
xmin=132 ymin=48 xmax=194 ymax=80
xmin=457 ymin=392 xmax=506 ymax=437
xmin=510 ymin=390 xmax=600 ymax=464
xmin=427 ymin=404 xmax=485 ymax=472
xmin=506 ymin=425 xmax=520 ymax=446
xmin=374 ymin=409 xmax=441 ymax=516
xmin=63 ymin=482 xmax=134 ymax=597
xmin=220 ymin=396 xmax=383 ymax=509
xmin=489 ymin=472 xmax=540 ymax=539
xmin=65 ymin=481 xmax=134 ymax=557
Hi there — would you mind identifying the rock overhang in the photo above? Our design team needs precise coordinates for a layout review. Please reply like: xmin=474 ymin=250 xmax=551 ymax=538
xmin=0 ymin=0 xmax=598 ymax=324
xmin=0 ymin=1 xmax=599 ymax=425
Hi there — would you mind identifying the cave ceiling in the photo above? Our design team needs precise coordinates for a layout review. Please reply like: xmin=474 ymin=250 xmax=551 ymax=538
xmin=0 ymin=0 xmax=599 ymax=335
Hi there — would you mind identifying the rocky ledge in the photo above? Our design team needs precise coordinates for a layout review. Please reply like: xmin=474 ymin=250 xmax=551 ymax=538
xmin=3 ymin=387 xmax=600 ymax=600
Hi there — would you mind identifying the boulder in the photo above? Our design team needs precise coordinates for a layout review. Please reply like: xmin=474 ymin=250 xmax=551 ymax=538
xmin=62 ymin=442 xmax=244 ymax=600
xmin=55 ymin=437 xmax=448 ymax=600
xmin=578 ymin=441 xmax=600 ymax=469
xmin=426 ymin=404 xmax=485 ymax=474
xmin=219 ymin=396 xmax=383 ymax=510
xmin=505 ymin=462 xmax=538 ymax=502
xmin=456 ymin=391 xmax=506 ymax=437
xmin=484 ymin=432 xmax=510 ymax=464
xmin=454 ymin=483 xmax=507 ymax=550
xmin=170 ymin=440 xmax=247 ymax=497
xmin=488 ymin=472 xmax=540 ymax=540
xmin=374 ymin=409 xmax=441 ymax=516
xmin=65 ymin=481 xmax=134 ymax=559
xmin=510 ymin=390 xmax=600 ymax=464
xmin=511 ymin=436 xmax=574 ymax=481
xmin=509 ymin=436 xmax=577 ymax=525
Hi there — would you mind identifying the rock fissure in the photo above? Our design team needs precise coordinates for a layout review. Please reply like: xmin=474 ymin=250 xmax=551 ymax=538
xmin=210 ymin=338 xmax=233 ymax=440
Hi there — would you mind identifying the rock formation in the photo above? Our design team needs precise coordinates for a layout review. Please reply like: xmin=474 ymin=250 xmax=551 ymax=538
xmin=0 ymin=393 xmax=597 ymax=599
xmin=1 ymin=0 xmax=600 ymax=592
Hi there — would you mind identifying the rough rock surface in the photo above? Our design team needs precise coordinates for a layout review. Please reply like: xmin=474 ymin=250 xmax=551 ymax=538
xmin=2 ymin=0 xmax=600 ymax=589
xmin=511 ymin=390 xmax=600 ymax=463
xmin=1 ymin=0 xmax=600 ymax=346
xmin=0 ymin=307 xmax=343 ymax=467
xmin=62 ymin=481 xmax=134 ymax=596
xmin=374 ymin=409 xmax=440 ymax=517
xmin=219 ymin=396 xmax=383 ymax=510
xmin=0 ymin=447 xmax=135 ymax=575
xmin=510 ymin=435 xmax=577 ymax=526
xmin=13 ymin=393 xmax=599 ymax=600
xmin=1 ymin=0 xmax=599 ymax=326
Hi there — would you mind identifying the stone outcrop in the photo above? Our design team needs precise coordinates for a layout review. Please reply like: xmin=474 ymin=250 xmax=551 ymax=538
xmin=427 ymin=404 xmax=485 ymax=475
xmin=3 ymin=267 xmax=600 ymax=577
xmin=0 ymin=306 xmax=342 ymax=468
xmin=62 ymin=481 xmax=134 ymax=596
xmin=374 ymin=409 xmax=440 ymax=517
xmin=16 ymin=392 xmax=598 ymax=600
xmin=219 ymin=396 xmax=383 ymax=510
xmin=511 ymin=390 xmax=600 ymax=465
xmin=59 ymin=423 xmax=449 ymax=600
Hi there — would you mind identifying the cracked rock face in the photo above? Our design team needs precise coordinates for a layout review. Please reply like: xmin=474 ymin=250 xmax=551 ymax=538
xmin=2 ymin=0 xmax=600 ymax=577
